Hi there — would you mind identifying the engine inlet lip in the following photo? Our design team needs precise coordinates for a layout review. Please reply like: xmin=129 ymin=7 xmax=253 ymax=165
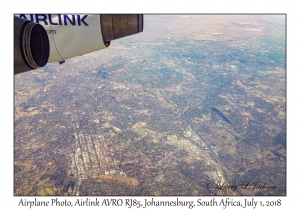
xmin=19 ymin=21 xmax=49 ymax=69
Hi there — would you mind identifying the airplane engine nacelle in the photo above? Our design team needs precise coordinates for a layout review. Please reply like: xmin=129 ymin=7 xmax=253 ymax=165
xmin=14 ymin=16 xmax=50 ymax=74
xmin=15 ymin=14 xmax=143 ymax=70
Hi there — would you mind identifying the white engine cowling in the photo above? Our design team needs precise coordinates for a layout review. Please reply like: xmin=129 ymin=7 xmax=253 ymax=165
xmin=14 ymin=14 xmax=143 ymax=73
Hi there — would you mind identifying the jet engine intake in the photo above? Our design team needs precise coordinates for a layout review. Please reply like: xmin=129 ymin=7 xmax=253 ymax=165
xmin=14 ymin=16 xmax=50 ymax=74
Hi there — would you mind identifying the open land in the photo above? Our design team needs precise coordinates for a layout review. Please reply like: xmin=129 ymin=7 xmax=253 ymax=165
xmin=14 ymin=15 xmax=286 ymax=196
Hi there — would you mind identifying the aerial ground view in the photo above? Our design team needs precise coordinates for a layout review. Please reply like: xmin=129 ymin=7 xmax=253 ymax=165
xmin=14 ymin=15 xmax=286 ymax=196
